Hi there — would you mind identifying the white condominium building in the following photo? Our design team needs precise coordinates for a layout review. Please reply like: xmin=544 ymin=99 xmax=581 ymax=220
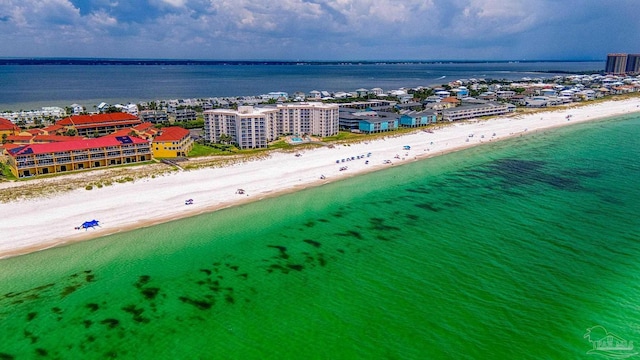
xmin=203 ymin=106 xmax=278 ymax=149
xmin=276 ymin=102 xmax=339 ymax=138
xmin=203 ymin=102 xmax=339 ymax=149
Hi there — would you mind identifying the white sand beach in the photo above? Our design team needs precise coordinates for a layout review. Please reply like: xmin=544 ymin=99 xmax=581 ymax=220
xmin=2 ymin=97 xmax=640 ymax=259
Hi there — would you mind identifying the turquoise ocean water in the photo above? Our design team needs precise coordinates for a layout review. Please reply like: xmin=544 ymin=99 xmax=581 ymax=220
xmin=1 ymin=114 xmax=639 ymax=359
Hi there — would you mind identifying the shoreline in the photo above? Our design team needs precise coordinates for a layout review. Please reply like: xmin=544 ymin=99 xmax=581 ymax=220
xmin=2 ymin=98 xmax=640 ymax=260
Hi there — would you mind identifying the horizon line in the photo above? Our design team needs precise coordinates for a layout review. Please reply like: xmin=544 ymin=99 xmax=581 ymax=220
xmin=0 ymin=57 xmax=604 ymax=64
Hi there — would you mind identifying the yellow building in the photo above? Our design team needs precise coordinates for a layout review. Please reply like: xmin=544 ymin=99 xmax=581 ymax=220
xmin=151 ymin=126 xmax=193 ymax=158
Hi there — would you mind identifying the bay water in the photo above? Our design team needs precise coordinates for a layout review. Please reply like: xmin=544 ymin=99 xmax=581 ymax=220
xmin=1 ymin=113 xmax=639 ymax=359
xmin=0 ymin=61 xmax=603 ymax=111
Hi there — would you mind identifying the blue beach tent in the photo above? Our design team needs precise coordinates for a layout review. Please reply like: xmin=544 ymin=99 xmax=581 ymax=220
xmin=77 ymin=219 xmax=100 ymax=230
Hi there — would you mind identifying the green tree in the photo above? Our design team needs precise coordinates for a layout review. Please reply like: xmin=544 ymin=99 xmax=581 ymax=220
xmin=1 ymin=133 xmax=7 ymax=144
xmin=219 ymin=133 xmax=232 ymax=144
xmin=65 ymin=128 xmax=77 ymax=136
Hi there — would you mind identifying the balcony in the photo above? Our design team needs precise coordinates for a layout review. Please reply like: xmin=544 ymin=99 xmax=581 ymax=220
xmin=17 ymin=162 xmax=35 ymax=168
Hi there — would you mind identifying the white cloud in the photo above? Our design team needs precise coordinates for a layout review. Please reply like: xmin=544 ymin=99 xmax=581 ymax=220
xmin=0 ymin=0 xmax=638 ymax=60
xmin=446 ymin=1 xmax=539 ymax=38
xmin=161 ymin=0 xmax=187 ymax=7
xmin=87 ymin=9 xmax=118 ymax=27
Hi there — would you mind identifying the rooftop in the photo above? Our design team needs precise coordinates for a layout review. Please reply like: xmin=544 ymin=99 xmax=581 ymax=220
xmin=153 ymin=126 xmax=190 ymax=142
xmin=0 ymin=117 xmax=20 ymax=131
xmin=8 ymin=135 xmax=148 ymax=156
xmin=58 ymin=113 xmax=141 ymax=129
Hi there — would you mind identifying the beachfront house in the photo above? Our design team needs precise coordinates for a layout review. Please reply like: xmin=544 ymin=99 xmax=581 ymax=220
xmin=370 ymin=88 xmax=384 ymax=96
xmin=70 ymin=104 xmax=84 ymax=115
xmin=440 ymin=97 xmax=461 ymax=108
xmin=355 ymin=88 xmax=369 ymax=98
xmin=308 ymin=90 xmax=322 ymax=99
xmin=5 ymin=135 xmax=151 ymax=178
xmin=436 ymin=90 xmax=452 ymax=98
xmin=399 ymin=110 xmax=438 ymax=127
xmin=151 ymin=126 xmax=194 ymax=158
xmin=451 ymin=86 xmax=469 ymax=99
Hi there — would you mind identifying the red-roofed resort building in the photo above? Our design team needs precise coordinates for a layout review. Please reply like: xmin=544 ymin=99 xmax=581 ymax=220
xmin=151 ymin=126 xmax=193 ymax=158
xmin=57 ymin=113 xmax=142 ymax=137
xmin=6 ymin=136 xmax=151 ymax=178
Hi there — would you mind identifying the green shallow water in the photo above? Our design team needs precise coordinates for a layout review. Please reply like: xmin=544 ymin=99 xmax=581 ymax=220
xmin=1 ymin=115 xmax=640 ymax=359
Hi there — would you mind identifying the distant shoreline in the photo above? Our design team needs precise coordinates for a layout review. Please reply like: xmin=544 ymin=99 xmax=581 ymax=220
xmin=0 ymin=58 xmax=605 ymax=66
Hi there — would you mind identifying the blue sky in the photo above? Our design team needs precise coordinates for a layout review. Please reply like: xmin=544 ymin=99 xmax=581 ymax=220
xmin=0 ymin=0 xmax=638 ymax=61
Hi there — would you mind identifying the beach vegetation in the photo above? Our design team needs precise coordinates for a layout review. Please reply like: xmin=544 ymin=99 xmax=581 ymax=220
xmin=189 ymin=142 xmax=237 ymax=157
xmin=116 ymin=177 xmax=134 ymax=183
xmin=85 ymin=185 xmax=93 ymax=190
xmin=265 ymin=139 xmax=295 ymax=151
xmin=219 ymin=133 xmax=233 ymax=144
xmin=323 ymin=131 xmax=363 ymax=142
xmin=157 ymin=119 xmax=204 ymax=129
xmin=0 ymin=162 xmax=16 ymax=180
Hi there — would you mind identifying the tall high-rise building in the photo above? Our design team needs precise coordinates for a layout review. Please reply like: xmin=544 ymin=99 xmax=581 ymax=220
xmin=626 ymin=54 xmax=640 ymax=74
xmin=605 ymin=53 xmax=628 ymax=74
